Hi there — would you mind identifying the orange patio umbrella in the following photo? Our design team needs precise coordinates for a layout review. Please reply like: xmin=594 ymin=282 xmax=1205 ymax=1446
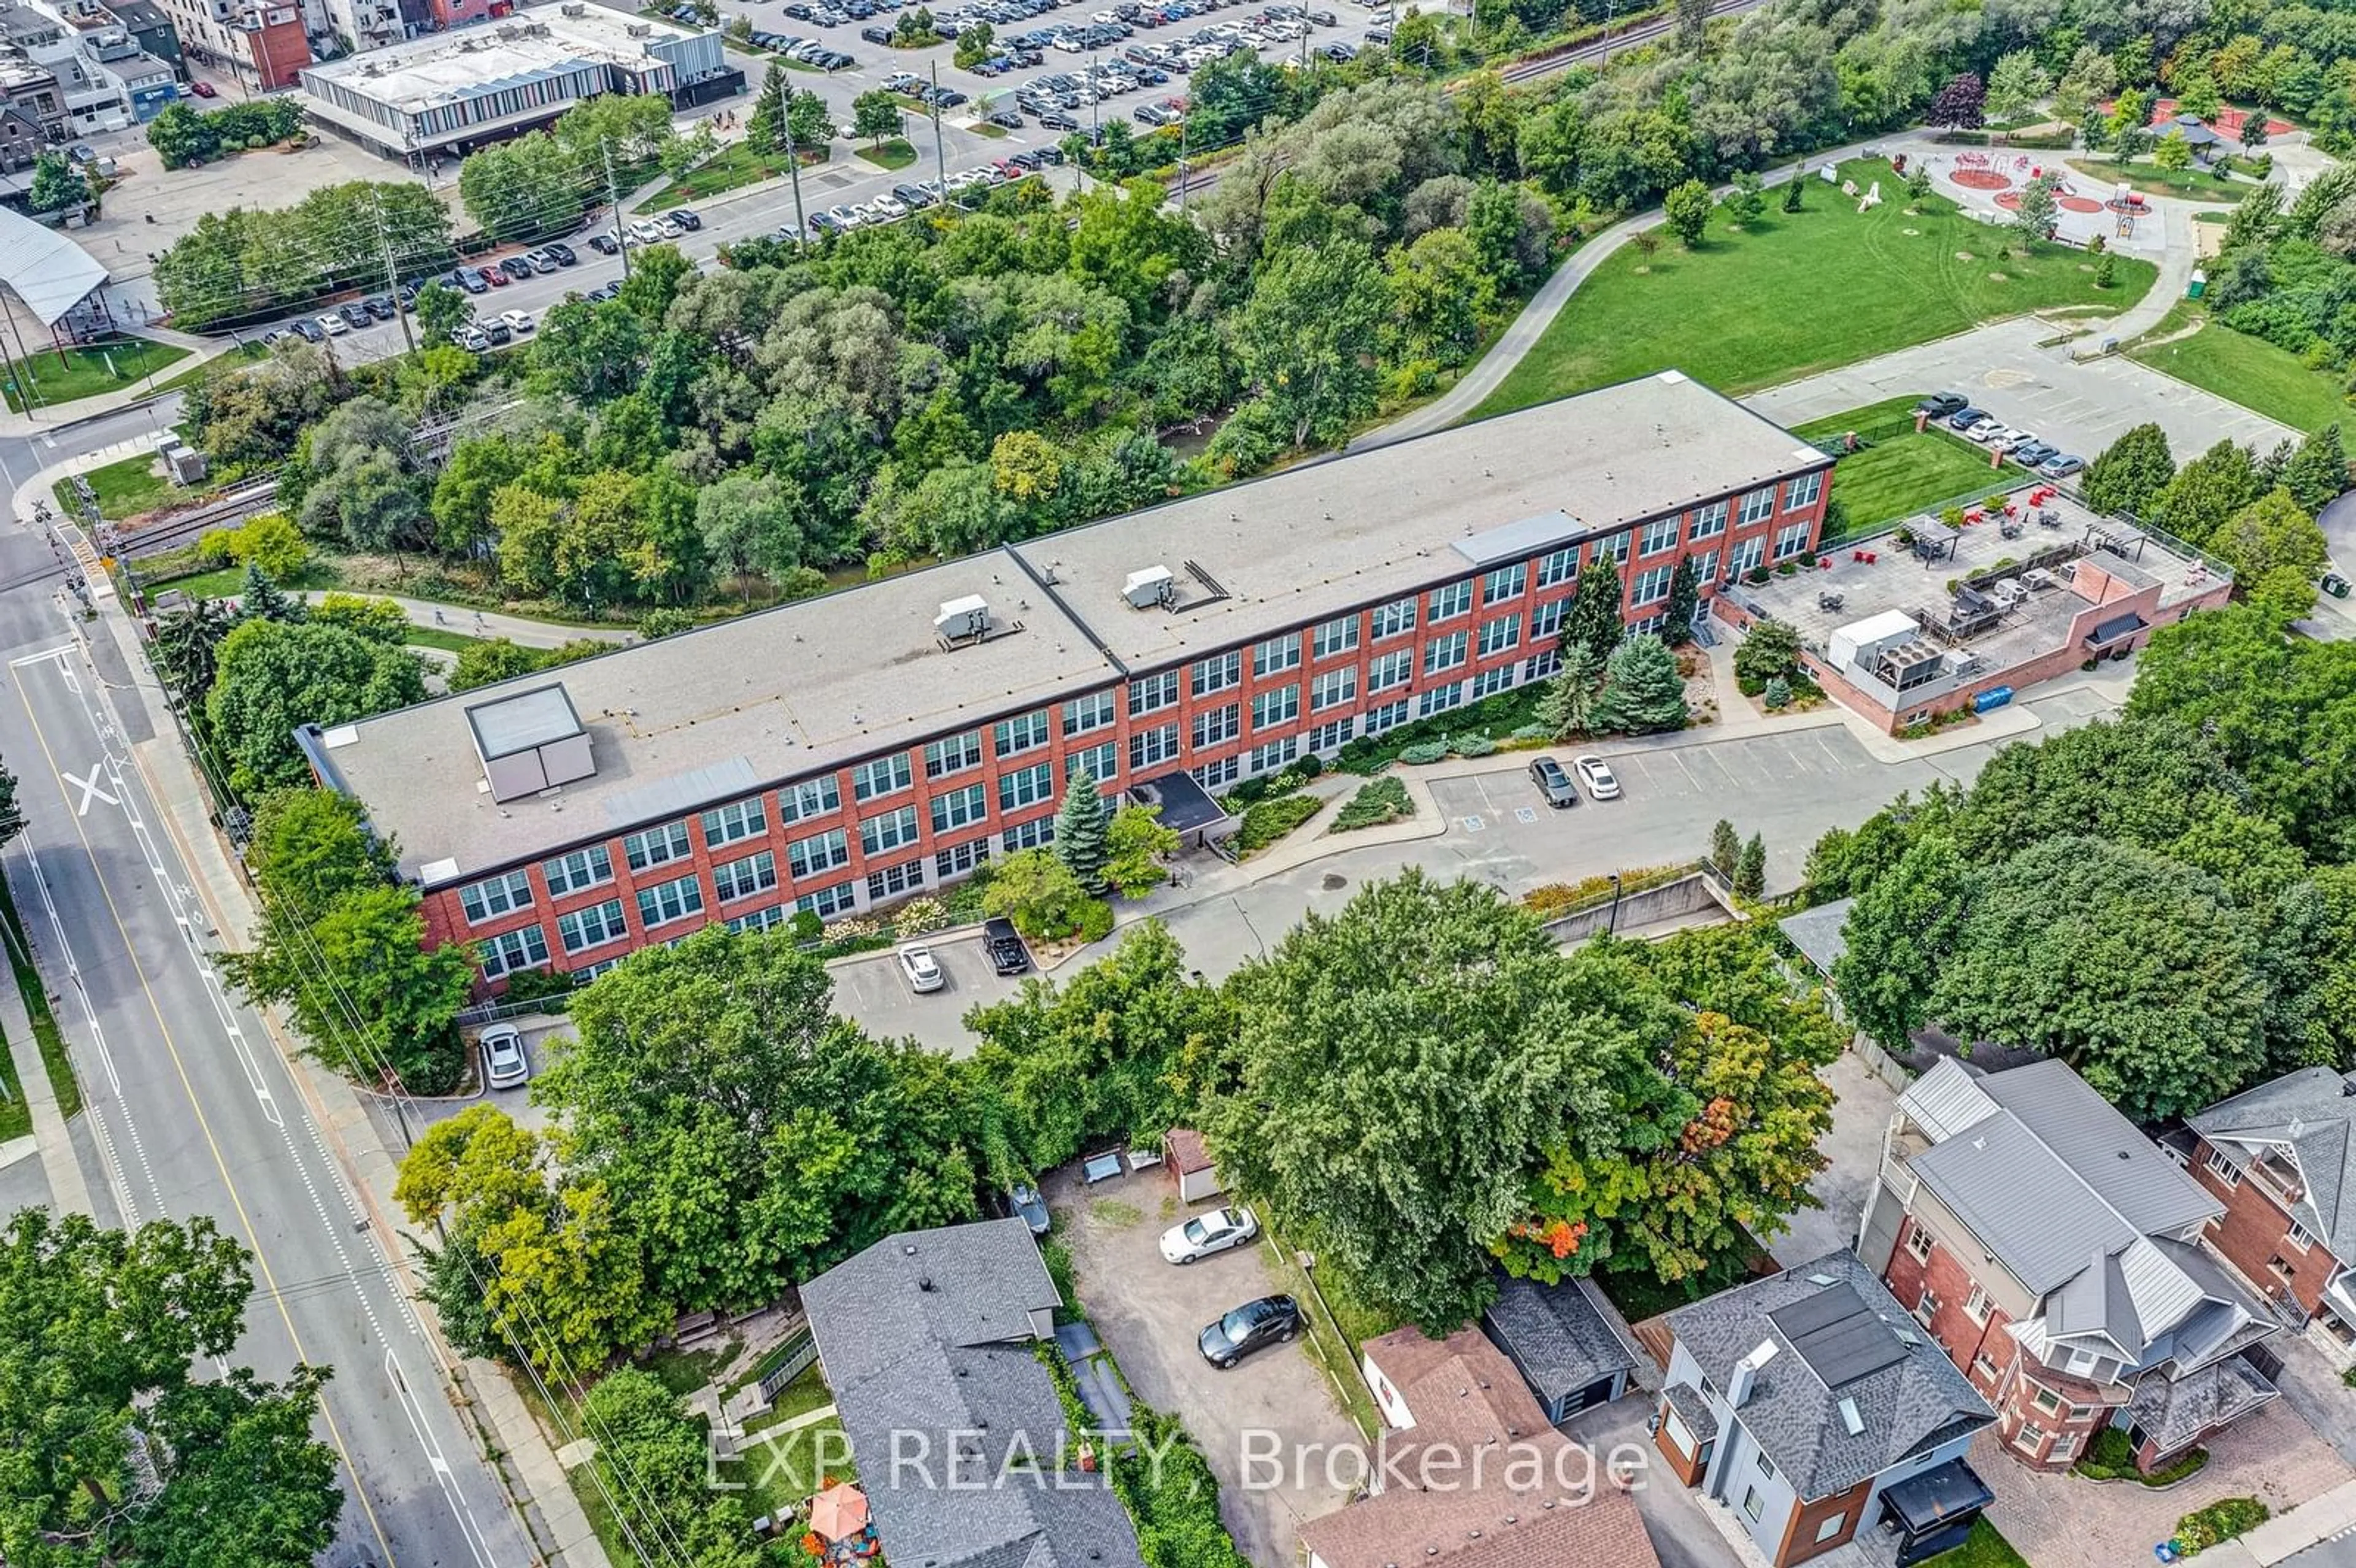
xmin=810 ymin=1481 xmax=870 ymax=1543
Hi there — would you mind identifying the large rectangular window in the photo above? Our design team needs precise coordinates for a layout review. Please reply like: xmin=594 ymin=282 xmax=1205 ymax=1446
xmin=701 ymin=797 xmax=768 ymax=847
xmin=851 ymin=753 xmax=913 ymax=803
xmin=1306 ymin=716 xmax=1355 ymax=752
xmin=1192 ymin=650 xmax=1241 ymax=696
xmin=934 ymin=837 xmax=990 ymax=880
xmin=1311 ymin=666 xmax=1356 ymax=711
xmin=1312 ymin=613 xmax=1360 ymax=659
xmin=1369 ymin=648 xmax=1412 ymax=693
xmin=779 ymin=775 xmax=842 ymax=825
xmin=636 ymin=873 xmax=706 ymax=929
xmin=788 ymin=827 xmax=850 ymax=878
xmin=1062 ymin=690 xmax=1116 ymax=736
xmin=1739 ymin=486 xmax=1776 ymax=526
xmin=1130 ymin=723 xmax=1179 ymax=772
xmin=1428 ymin=580 xmax=1472 ymax=621
xmin=1364 ymin=698 xmax=1411 ymax=735
xmin=993 ymin=710 xmax=1050 ymax=757
xmin=1001 ymin=816 xmax=1056 ymax=851
xmin=1477 ymin=614 xmax=1520 ymax=658
xmin=1471 ymin=664 xmax=1515 ymax=700
xmin=1069 ymin=739 xmax=1118 ymax=785
xmin=712 ymin=850 xmax=777 ymax=903
xmin=1536 ymin=545 xmax=1577 ymax=588
xmin=1482 ymin=563 xmax=1526 ymax=603
xmin=726 ymin=905 xmax=788 ymax=934
xmin=623 ymin=820 xmax=691 ymax=873
xmin=1423 ymin=631 xmax=1468 ymax=675
xmin=1633 ymin=565 xmax=1673 ymax=605
xmin=557 ymin=898 xmax=629 ymax=954
xmin=1193 ymin=704 xmax=1241 ymax=748
xmin=1252 ymin=685 xmax=1299 ymax=731
xmin=796 ymin=882 xmax=857 ymax=920
xmin=1249 ymin=735 xmax=1299 ymax=775
xmin=1128 ymin=669 xmax=1179 ymax=715
xmin=1370 ymin=596 xmax=1417 ymax=639
xmin=998 ymin=761 xmax=1054 ymax=812
xmin=1690 ymin=499 xmax=1730 ymax=540
xmin=1531 ymin=598 xmax=1568 ymax=639
xmin=860 ymin=805 xmax=920 ymax=856
xmin=1639 ymin=517 xmax=1681 ymax=556
xmin=1593 ymin=532 xmax=1630 ymax=566
xmin=542 ymin=845 xmax=612 ymax=897
xmin=865 ymin=858 xmax=924 ymax=901
xmin=479 ymin=925 xmax=549 ymax=978
xmin=925 ymin=730 xmax=984 ymax=777
xmin=458 ymin=869 xmax=533 ymax=925
xmin=1776 ymin=521 xmax=1814 ymax=561
xmin=1786 ymin=470 xmax=1824 ymax=511
xmin=1418 ymin=683 xmax=1465 ymax=718
xmin=1253 ymin=631 xmax=1301 ymax=678
xmin=930 ymin=783 xmax=988 ymax=835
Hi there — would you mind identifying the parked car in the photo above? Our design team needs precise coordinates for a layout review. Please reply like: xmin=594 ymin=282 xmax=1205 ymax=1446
xmin=190 ymin=78 xmax=217 ymax=97
xmin=862 ymin=23 xmax=892 ymax=40
xmin=480 ymin=1024 xmax=529 ymax=1089
xmin=1917 ymin=391 xmax=1968 ymax=419
xmin=2038 ymin=452 xmax=2084 ymax=478
xmin=452 ymin=325 xmax=491 ymax=350
xmin=987 ymin=107 xmax=1024 ymax=128
xmin=315 ymin=312 xmax=350 ymax=337
xmin=339 ymin=302 xmax=373 ymax=329
xmin=587 ymin=231 xmax=621 ymax=255
xmin=2008 ymin=440 xmax=2057 ymax=467
xmin=1007 ymin=1180 xmax=1051 ymax=1234
xmin=482 ymin=319 xmax=514 ymax=345
xmin=1160 ymin=1205 xmax=1258 ymax=1264
xmin=1946 ymin=405 xmax=1987 ymax=431
xmin=667 ymin=207 xmax=702 ymax=231
xmin=897 ymin=943 xmax=945 ymax=993
xmin=362 ymin=295 xmax=396 ymax=321
xmin=1039 ymin=108 xmax=1078 ymax=129
xmin=1574 ymin=756 xmax=1622 ymax=801
xmin=479 ymin=265 xmax=508 ymax=288
xmin=289 ymin=317 xmax=326 ymax=342
xmin=544 ymin=240 xmax=578 ymax=265
xmin=983 ymin=917 xmax=1031 ymax=975
xmin=499 ymin=255 xmax=535 ymax=281
xmin=499 ymin=308 xmax=536 ymax=333
xmin=1198 ymin=1294 xmax=1300 ymax=1368
xmin=1528 ymin=755 xmax=1578 ymax=808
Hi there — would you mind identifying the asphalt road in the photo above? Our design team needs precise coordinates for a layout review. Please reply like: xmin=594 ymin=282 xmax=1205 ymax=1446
xmin=0 ymin=518 xmax=531 ymax=1568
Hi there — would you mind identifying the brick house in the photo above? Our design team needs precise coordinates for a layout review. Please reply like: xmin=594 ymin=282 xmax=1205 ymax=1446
xmin=1301 ymin=1324 xmax=1660 ymax=1568
xmin=1859 ymin=1058 xmax=2284 ymax=1474
xmin=306 ymin=372 xmax=1834 ymax=994
xmin=2180 ymin=1067 xmax=2356 ymax=1364
xmin=1650 ymin=1248 xmax=1995 ymax=1568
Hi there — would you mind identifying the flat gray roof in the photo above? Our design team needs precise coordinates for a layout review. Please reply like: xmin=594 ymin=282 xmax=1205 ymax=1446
xmin=326 ymin=372 xmax=1823 ymax=882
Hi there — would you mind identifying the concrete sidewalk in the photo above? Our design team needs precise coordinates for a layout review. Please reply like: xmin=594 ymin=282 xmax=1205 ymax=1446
xmin=0 ymin=939 xmax=90 ymax=1218
xmin=2212 ymin=1480 xmax=2356 ymax=1567
xmin=294 ymin=590 xmax=633 ymax=651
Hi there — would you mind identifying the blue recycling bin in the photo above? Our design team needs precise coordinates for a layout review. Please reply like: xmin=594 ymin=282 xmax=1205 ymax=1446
xmin=1973 ymin=686 xmax=2015 ymax=713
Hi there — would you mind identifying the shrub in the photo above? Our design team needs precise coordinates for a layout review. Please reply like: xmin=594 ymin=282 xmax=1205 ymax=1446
xmin=1763 ymin=675 xmax=1793 ymax=709
xmin=1449 ymin=732 xmax=1497 ymax=758
xmin=1075 ymin=897 xmax=1115 ymax=943
xmin=1330 ymin=777 xmax=1412 ymax=832
xmin=1744 ymin=565 xmax=1771 ymax=584
xmin=500 ymin=966 xmax=580 ymax=1007
xmin=1398 ymin=740 xmax=1450 ymax=764
xmin=2176 ymin=1499 xmax=2268 ymax=1555
xmin=1509 ymin=723 xmax=1550 ymax=740
xmin=1231 ymin=793 xmax=1322 ymax=856
xmin=790 ymin=909 xmax=824 ymax=943
xmin=893 ymin=894 xmax=949 ymax=933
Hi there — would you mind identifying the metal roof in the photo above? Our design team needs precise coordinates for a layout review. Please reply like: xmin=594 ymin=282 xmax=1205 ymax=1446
xmin=0 ymin=207 xmax=109 ymax=328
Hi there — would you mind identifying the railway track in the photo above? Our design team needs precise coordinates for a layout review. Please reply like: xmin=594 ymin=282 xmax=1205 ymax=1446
xmin=108 ymin=478 xmax=280 ymax=560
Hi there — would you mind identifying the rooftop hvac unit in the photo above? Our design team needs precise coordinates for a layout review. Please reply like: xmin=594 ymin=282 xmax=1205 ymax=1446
xmin=560 ymin=2 xmax=584 ymax=13
xmin=934 ymin=595 xmax=990 ymax=640
xmin=1122 ymin=564 xmax=1174 ymax=609
xmin=624 ymin=18 xmax=649 ymax=33
xmin=1990 ymin=578 xmax=2030 ymax=609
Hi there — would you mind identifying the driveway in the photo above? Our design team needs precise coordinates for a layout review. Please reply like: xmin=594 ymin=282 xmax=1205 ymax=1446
xmin=1566 ymin=1396 xmax=1746 ymax=1568
xmin=826 ymin=929 xmax=1025 ymax=1056
xmin=1045 ymin=1166 xmax=1357 ymax=1568
xmin=1746 ymin=317 xmax=2298 ymax=464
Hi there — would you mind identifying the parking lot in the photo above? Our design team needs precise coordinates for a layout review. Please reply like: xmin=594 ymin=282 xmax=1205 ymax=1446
xmin=1046 ymin=1165 xmax=1358 ymax=1568
xmin=826 ymin=927 xmax=1028 ymax=1053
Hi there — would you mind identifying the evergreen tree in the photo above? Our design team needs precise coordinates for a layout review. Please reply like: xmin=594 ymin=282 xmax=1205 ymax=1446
xmin=1591 ymin=633 xmax=1688 ymax=734
xmin=237 ymin=564 xmax=305 ymax=624
xmin=2284 ymin=425 xmax=2349 ymax=515
xmin=2080 ymin=423 xmax=2177 ymax=518
xmin=1535 ymin=643 xmax=1604 ymax=737
xmin=1663 ymin=555 xmax=1701 ymax=644
xmin=1734 ymin=833 xmax=1768 ymax=897
xmin=1560 ymin=556 xmax=1623 ymax=666
xmin=1053 ymin=770 xmax=1111 ymax=892
xmin=745 ymin=62 xmax=787 ymax=156
xmin=1711 ymin=818 xmax=1741 ymax=873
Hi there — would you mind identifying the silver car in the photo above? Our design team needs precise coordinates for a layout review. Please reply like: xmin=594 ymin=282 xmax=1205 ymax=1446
xmin=1159 ymin=1205 xmax=1259 ymax=1264
xmin=480 ymin=1024 xmax=529 ymax=1089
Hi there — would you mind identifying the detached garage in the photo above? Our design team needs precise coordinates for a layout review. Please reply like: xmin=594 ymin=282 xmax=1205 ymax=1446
xmin=1483 ymin=1272 xmax=1638 ymax=1423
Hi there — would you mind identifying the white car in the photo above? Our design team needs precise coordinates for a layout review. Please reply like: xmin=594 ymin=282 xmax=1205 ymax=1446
xmin=897 ymin=942 xmax=945 ymax=994
xmin=871 ymin=194 xmax=909 ymax=219
xmin=1159 ymin=1205 xmax=1260 ymax=1264
xmin=480 ymin=1024 xmax=529 ymax=1089
xmin=498 ymin=308 xmax=536 ymax=333
xmin=316 ymin=312 xmax=349 ymax=336
xmin=1574 ymin=756 xmax=1622 ymax=801
xmin=656 ymin=217 xmax=685 ymax=239
xmin=628 ymin=218 xmax=664 ymax=244
xmin=1963 ymin=418 xmax=2009 ymax=444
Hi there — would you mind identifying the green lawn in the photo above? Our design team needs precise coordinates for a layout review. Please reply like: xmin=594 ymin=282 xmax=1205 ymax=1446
xmin=734 ymin=1367 xmax=848 ymax=1524
xmin=857 ymin=136 xmax=918 ymax=170
xmin=401 ymin=624 xmax=484 ymax=655
xmin=968 ymin=120 xmax=1009 ymax=139
xmin=3 ymin=337 xmax=192 ymax=412
xmin=634 ymin=142 xmax=813 ymax=209
xmin=1480 ymin=161 xmax=2157 ymax=417
xmin=1790 ymin=403 xmax=2012 ymax=530
xmin=2065 ymin=156 xmax=2252 ymax=204
xmin=150 ymin=340 xmax=268 ymax=398
xmin=0 ymin=877 xmax=79 ymax=1123
xmin=55 ymin=452 xmax=174 ymax=523
xmin=2131 ymin=321 xmax=2349 ymax=432
xmin=1921 ymin=1519 xmax=2031 ymax=1568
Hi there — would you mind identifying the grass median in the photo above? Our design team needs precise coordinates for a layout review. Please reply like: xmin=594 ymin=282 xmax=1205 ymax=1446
xmin=2 ymin=336 xmax=191 ymax=413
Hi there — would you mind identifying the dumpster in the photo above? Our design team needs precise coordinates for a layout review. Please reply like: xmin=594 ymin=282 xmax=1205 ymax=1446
xmin=1973 ymin=686 xmax=2015 ymax=713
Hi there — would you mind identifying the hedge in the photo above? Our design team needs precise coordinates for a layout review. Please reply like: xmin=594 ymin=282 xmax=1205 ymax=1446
xmin=2174 ymin=1497 xmax=2268 ymax=1555
xmin=1232 ymin=793 xmax=1322 ymax=856
xmin=1330 ymin=777 xmax=1412 ymax=832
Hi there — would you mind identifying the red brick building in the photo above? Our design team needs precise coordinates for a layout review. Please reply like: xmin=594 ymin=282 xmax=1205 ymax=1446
xmin=2182 ymin=1069 xmax=2356 ymax=1364
xmin=1860 ymin=1059 xmax=2285 ymax=1474
xmin=302 ymin=372 xmax=1833 ymax=993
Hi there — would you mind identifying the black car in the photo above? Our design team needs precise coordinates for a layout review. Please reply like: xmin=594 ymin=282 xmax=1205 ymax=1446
xmin=987 ymin=107 xmax=1024 ymax=128
xmin=458 ymin=269 xmax=490 ymax=294
xmin=588 ymin=231 xmax=621 ymax=255
xmin=289 ymin=317 xmax=325 ymax=342
xmin=363 ymin=294 xmax=396 ymax=321
xmin=396 ymin=280 xmax=422 ymax=307
xmin=545 ymin=240 xmax=578 ymax=265
xmin=1947 ymin=405 xmax=1989 ymax=431
xmin=1198 ymin=1294 xmax=1300 ymax=1369
xmin=1917 ymin=391 xmax=1968 ymax=420
xmin=893 ymin=181 xmax=937 ymax=207
xmin=666 ymin=207 xmax=703 ymax=231
xmin=1039 ymin=109 xmax=1077 ymax=129
xmin=500 ymin=255 xmax=535 ymax=281
xmin=1528 ymin=755 xmax=1578 ymax=809
xmin=983 ymin=917 xmax=1031 ymax=975
xmin=1034 ymin=142 xmax=1065 ymax=164
xmin=341 ymin=301 xmax=375 ymax=329
xmin=861 ymin=23 xmax=892 ymax=40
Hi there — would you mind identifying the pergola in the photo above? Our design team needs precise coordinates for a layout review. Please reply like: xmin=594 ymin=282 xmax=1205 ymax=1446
xmin=0 ymin=206 xmax=115 ymax=392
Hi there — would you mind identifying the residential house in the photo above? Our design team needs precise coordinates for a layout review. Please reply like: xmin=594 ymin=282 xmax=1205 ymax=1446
xmin=1861 ymin=1057 xmax=2284 ymax=1475
xmin=1482 ymin=1270 xmax=1639 ymax=1423
xmin=2181 ymin=1066 xmax=2356 ymax=1364
xmin=799 ymin=1218 xmax=1146 ymax=1568
xmin=1651 ymin=1249 xmax=1996 ymax=1568
xmin=1301 ymin=1323 xmax=1660 ymax=1568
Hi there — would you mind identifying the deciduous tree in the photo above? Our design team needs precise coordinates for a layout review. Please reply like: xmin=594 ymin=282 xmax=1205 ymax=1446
xmin=1105 ymin=804 xmax=1181 ymax=898
xmin=1663 ymin=178 xmax=1712 ymax=246
xmin=206 ymin=618 xmax=424 ymax=794
xmin=2211 ymin=487 xmax=2329 ymax=585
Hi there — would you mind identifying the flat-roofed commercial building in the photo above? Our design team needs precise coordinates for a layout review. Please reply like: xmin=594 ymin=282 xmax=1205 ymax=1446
xmin=296 ymin=2 xmax=731 ymax=159
xmin=304 ymin=371 xmax=1835 ymax=992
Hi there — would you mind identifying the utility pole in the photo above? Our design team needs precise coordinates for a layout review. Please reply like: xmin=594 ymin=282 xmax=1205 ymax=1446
xmin=784 ymin=106 xmax=809 ymax=249
xmin=601 ymin=138 xmax=631 ymax=282
xmin=369 ymin=192 xmax=417 ymax=356
xmin=928 ymin=60 xmax=949 ymax=208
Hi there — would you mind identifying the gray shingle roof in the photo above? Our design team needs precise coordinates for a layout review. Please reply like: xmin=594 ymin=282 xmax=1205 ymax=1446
xmin=801 ymin=1220 xmax=1143 ymax=1568
xmin=2125 ymin=1355 xmax=2277 ymax=1454
xmin=1663 ymin=1250 xmax=1992 ymax=1500
xmin=1482 ymin=1274 xmax=1637 ymax=1407
xmin=1776 ymin=898 xmax=1854 ymax=979
xmin=2190 ymin=1067 xmax=2356 ymax=1263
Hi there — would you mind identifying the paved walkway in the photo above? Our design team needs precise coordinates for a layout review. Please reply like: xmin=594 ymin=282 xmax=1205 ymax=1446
xmin=293 ymin=590 xmax=632 ymax=651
